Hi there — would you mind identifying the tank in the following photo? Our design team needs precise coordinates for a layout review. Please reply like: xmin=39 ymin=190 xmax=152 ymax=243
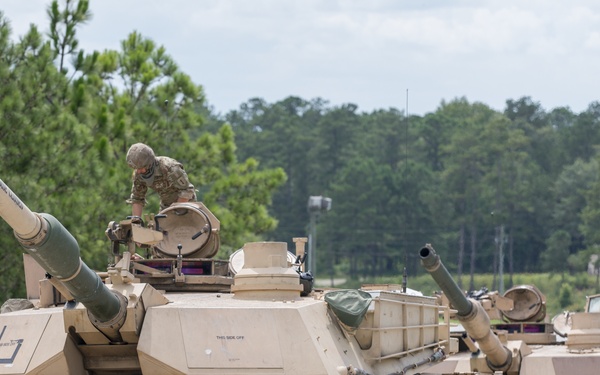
xmin=419 ymin=243 xmax=600 ymax=375
xmin=0 ymin=178 xmax=451 ymax=375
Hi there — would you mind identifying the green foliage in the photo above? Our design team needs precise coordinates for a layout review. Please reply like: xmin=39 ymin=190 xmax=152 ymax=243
xmin=4 ymin=0 xmax=600 ymax=307
xmin=227 ymin=91 xmax=600 ymax=283
xmin=541 ymin=230 xmax=571 ymax=273
xmin=559 ymin=284 xmax=573 ymax=309
xmin=580 ymin=157 xmax=600 ymax=247
xmin=47 ymin=0 xmax=91 ymax=74
xmin=552 ymin=158 xmax=598 ymax=251
xmin=0 ymin=1 xmax=285 ymax=301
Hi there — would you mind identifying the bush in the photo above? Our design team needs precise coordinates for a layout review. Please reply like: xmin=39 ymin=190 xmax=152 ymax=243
xmin=558 ymin=284 xmax=573 ymax=309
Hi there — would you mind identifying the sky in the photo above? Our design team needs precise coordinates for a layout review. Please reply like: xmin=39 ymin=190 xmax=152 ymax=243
xmin=2 ymin=0 xmax=600 ymax=116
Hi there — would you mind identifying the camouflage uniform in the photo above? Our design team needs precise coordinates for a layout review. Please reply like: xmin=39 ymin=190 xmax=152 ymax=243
xmin=126 ymin=156 xmax=196 ymax=211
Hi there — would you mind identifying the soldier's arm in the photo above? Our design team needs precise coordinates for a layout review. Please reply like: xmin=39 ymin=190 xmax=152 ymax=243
xmin=169 ymin=165 xmax=195 ymax=201
xmin=132 ymin=202 xmax=143 ymax=216
xmin=126 ymin=174 xmax=148 ymax=214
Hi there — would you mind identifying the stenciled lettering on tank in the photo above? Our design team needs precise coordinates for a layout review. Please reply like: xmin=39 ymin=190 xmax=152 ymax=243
xmin=0 ymin=181 xmax=24 ymax=210
xmin=0 ymin=325 xmax=24 ymax=364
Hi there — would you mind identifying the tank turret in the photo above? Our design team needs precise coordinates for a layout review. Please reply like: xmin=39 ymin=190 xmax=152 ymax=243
xmin=419 ymin=244 xmax=600 ymax=375
xmin=0 ymin=179 xmax=130 ymax=342
xmin=0 ymin=176 xmax=457 ymax=374
xmin=0 ymin=178 xmax=168 ymax=374
xmin=419 ymin=244 xmax=514 ymax=373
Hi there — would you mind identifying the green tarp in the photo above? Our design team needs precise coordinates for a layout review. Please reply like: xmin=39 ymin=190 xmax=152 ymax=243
xmin=324 ymin=289 xmax=372 ymax=328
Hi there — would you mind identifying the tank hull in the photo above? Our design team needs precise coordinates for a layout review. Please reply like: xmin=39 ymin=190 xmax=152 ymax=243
xmin=0 ymin=178 xmax=450 ymax=375
xmin=425 ymin=344 xmax=600 ymax=375
xmin=0 ymin=308 xmax=86 ymax=375
xmin=0 ymin=290 xmax=447 ymax=375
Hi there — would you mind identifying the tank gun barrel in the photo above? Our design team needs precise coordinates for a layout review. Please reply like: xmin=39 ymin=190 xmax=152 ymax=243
xmin=0 ymin=180 xmax=41 ymax=238
xmin=419 ymin=244 xmax=512 ymax=373
xmin=0 ymin=179 xmax=126 ymax=342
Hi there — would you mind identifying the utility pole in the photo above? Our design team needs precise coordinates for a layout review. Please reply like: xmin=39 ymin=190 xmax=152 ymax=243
xmin=307 ymin=196 xmax=332 ymax=278
xmin=499 ymin=224 xmax=505 ymax=294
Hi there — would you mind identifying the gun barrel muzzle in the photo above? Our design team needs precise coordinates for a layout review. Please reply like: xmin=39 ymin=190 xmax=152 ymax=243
xmin=419 ymin=244 xmax=472 ymax=316
xmin=0 ymin=179 xmax=42 ymax=239
xmin=419 ymin=244 xmax=513 ymax=372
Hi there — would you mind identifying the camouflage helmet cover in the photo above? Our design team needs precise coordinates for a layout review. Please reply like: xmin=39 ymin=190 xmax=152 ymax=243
xmin=126 ymin=143 xmax=156 ymax=169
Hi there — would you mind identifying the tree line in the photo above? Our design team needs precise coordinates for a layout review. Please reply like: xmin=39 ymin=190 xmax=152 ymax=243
xmin=223 ymin=96 xmax=600 ymax=290
xmin=1 ymin=0 xmax=599 ymax=301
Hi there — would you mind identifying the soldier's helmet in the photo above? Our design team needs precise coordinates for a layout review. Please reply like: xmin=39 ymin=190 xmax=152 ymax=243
xmin=126 ymin=143 xmax=156 ymax=169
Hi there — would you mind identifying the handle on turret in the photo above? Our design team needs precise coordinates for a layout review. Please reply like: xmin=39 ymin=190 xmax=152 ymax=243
xmin=419 ymin=244 xmax=513 ymax=373
xmin=0 ymin=178 xmax=127 ymax=343
xmin=192 ymin=223 xmax=210 ymax=240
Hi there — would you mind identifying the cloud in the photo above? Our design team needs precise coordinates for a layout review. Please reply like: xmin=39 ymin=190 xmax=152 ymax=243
xmin=2 ymin=0 xmax=600 ymax=115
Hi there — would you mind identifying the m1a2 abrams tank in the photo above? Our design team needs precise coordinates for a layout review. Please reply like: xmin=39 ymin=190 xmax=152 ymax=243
xmin=418 ymin=244 xmax=600 ymax=375
xmin=0 ymin=178 xmax=451 ymax=375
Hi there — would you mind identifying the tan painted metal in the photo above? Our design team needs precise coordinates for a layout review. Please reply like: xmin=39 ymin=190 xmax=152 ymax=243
xmin=0 ymin=179 xmax=41 ymax=240
xmin=132 ymin=225 xmax=164 ymax=245
xmin=136 ymin=289 xmax=447 ymax=375
xmin=6 ymin=176 xmax=600 ymax=374
xmin=0 ymin=309 xmax=85 ymax=374
xmin=153 ymin=202 xmax=220 ymax=259
xmin=231 ymin=242 xmax=303 ymax=300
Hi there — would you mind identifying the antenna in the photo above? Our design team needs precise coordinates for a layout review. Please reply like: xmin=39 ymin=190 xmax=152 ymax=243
xmin=402 ymin=89 xmax=409 ymax=279
xmin=405 ymin=89 xmax=409 ymax=168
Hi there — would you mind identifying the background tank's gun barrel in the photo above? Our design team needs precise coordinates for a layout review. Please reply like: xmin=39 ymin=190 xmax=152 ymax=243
xmin=0 ymin=179 xmax=127 ymax=342
xmin=419 ymin=244 xmax=513 ymax=373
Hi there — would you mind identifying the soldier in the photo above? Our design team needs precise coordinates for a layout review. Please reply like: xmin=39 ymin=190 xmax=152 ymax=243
xmin=125 ymin=143 xmax=196 ymax=217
